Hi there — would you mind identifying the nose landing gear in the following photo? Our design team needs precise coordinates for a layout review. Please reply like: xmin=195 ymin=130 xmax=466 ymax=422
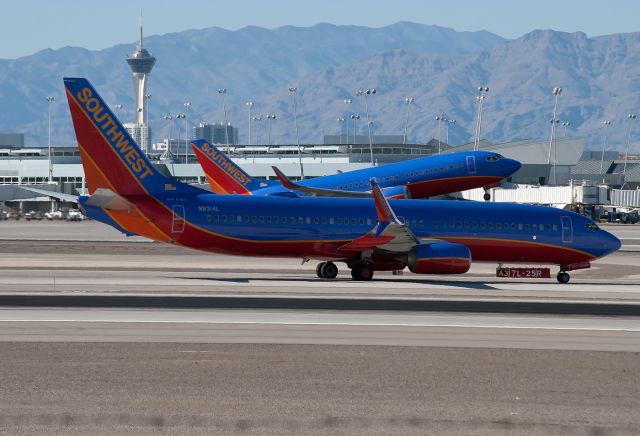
xmin=556 ymin=271 xmax=570 ymax=284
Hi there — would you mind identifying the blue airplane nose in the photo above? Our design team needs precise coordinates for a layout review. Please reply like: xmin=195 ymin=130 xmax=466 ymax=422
xmin=602 ymin=230 xmax=622 ymax=256
xmin=503 ymin=157 xmax=522 ymax=176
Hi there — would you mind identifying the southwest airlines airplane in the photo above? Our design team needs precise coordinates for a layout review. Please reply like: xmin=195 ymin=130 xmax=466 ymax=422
xmin=191 ymin=139 xmax=521 ymax=199
xmin=61 ymin=78 xmax=620 ymax=283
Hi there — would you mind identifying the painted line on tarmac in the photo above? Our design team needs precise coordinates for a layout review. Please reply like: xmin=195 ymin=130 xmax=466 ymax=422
xmin=0 ymin=319 xmax=638 ymax=332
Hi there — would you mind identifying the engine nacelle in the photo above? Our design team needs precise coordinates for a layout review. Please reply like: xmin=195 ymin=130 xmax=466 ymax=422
xmin=407 ymin=242 xmax=471 ymax=274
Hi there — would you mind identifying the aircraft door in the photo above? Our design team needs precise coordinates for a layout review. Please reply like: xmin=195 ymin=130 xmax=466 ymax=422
xmin=466 ymin=155 xmax=477 ymax=175
xmin=172 ymin=205 xmax=186 ymax=234
xmin=561 ymin=216 xmax=573 ymax=243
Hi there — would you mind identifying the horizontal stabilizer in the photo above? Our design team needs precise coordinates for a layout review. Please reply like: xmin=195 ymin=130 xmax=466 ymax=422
xmin=84 ymin=188 xmax=135 ymax=211
xmin=18 ymin=186 xmax=79 ymax=203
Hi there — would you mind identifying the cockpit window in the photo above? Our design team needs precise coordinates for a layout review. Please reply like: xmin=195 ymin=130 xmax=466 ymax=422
xmin=585 ymin=222 xmax=599 ymax=231
xmin=485 ymin=154 xmax=504 ymax=161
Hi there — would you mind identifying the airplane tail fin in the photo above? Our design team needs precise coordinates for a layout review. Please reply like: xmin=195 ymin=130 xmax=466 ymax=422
xmin=191 ymin=139 xmax=268 ymax=194
xmin=64 ymin=77 xmax=202 ymax=197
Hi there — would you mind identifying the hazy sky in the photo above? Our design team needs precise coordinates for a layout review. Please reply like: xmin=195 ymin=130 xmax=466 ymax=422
xmin=2 ymin=0 xmax=638 ymax=59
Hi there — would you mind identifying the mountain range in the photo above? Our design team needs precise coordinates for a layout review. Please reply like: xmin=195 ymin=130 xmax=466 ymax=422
xmin=1 ymin=22 xmax=639 ymax=153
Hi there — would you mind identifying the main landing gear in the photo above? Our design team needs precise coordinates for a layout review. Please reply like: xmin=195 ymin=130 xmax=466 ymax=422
xmin=483 ymin=190 xmax=491 ymax=201
xmin=316 ymin=261 xmax=338 ymax=279
xmin=556 ymin=271 xmax=570 ymax=284
xmin=351 ymin=264 xmax=374 ymax=281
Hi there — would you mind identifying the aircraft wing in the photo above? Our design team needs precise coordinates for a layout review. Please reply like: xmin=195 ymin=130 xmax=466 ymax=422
xmin=18 ymin=186 xmax=79 ymax=203
xmin=271 ymin=166 xmax=372 ymax=198
xmin=338 ymin=179 xmax=419 ymax=253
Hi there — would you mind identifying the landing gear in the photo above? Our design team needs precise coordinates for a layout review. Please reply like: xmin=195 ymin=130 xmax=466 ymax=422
xmin=557 ymin=271 xmax=570 ymax=284
xmin=316 ymin=261 xmax=338 ymax=279
xmin=351 ymin=264 xmax=374 ymax=281
xmin=483 ymin=191 xmax=491 ymax=201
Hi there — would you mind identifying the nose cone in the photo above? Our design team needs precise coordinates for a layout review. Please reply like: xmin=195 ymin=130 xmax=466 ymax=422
xmin=502 ymin=157 xmax=522 ymax=176
xmin=600 ymin=230 xmax=622 ymax=258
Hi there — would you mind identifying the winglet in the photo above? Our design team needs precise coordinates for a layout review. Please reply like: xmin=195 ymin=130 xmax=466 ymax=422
xmin=370 ymin=178 xmax=400 ymax=224
xmin=272 ymin=166 xmax=299 ymax=190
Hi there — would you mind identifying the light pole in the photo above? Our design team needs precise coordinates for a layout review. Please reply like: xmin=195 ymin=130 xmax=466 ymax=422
xmin=474 ymin=86 xmax=489 ymax=150
xmin=336 ymin=117 xmax=345 ymax=144
xmin=266 ymin=114 xmax=276 ymax=145
xmin=163 ymin=115 xmax=173 ymax=157
xmin=218 ymin=89 xmax=229 ymax=147
xmin=546 ymin=87 xmax=562 ymax=184
xmin=446 ymin=118 xmax=456 ymax=146
xmin=561 ymin=122 xmax=571 ymax=138
xmin=550 ymin=118 xmax=560 ymax=184
xmin=600 ymin=120 xmax=613 ymax=174
xmin=176 ymin=114 xmax=186 ymax=163
xmin=350 ymin=114 xmax=360 ymax=144
xmin=435 ymin=115 xmax=448 ymax=154
xmin=624 ymin=114 xmax=636 ymax=177
xmin=356 ymin=88 xmax=376 ymax=164
xmin=288 ymin=86 xmax=303 ymax=179
xmin=46 ymin=96 xmax=55 ymax=183
xmin=403 ymin=97 xmax=415 ymax=145
xmin=344 ymin=99 xmax=352 ymax=143
xmin=245 ymin=101 xmax=253 ymax=145
xmin=252 ymin=116 xmax=262 ymax=144
xmin=114 ymin=104 xmax=123 ymax=120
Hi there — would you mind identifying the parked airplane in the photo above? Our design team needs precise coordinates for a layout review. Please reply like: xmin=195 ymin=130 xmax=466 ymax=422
xmin=60 ymin=77 xmax=620 ymax=283
xmin=191 ymin=139 xmax=521 ymax=199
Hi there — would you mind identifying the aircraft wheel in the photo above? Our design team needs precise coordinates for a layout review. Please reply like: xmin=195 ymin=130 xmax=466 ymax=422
xmin=351 ymin=264 xmax=374 ymax=281
xmin=321 ymin=261 xmax=338 ymax=279
xmin=483 ymin=192 xmax=491 ymax=201
xmin=316 ymin=262 xmax=326 ymax=278
xmin=557 ymin=272 xmax=570 ymax=284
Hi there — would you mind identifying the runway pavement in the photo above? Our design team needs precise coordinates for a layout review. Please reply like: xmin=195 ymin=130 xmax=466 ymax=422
xmin=1 ymin=221 xmax=639 ymax=434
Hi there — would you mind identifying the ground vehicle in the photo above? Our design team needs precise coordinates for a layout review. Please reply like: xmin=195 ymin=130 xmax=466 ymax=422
xmin=66 ymin=209 xmax=84 ymax=221
xmin=24 ymin=210 xmax=43 ymax=221
xmin=45 ymin=210 xmax=64 ymax=220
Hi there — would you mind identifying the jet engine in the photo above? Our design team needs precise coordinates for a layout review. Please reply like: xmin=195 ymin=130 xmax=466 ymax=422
xmin=407 ymin=242 xmax=471 ymax=274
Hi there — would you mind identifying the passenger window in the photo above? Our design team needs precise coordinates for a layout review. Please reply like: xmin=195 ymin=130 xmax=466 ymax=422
xmin=359 ymin=218 xmax=365 ymax=225
xmin=266 ymin=216 xmax=272 ymax=224
xmin=321 ymin=217 xmax=327 ymax=225
xmin=244 ymin=215 xmax=249 ymax=223
xmin=552 ymin=224 xmax=558 ymax=231
xmin=488 ymin=222 xmax=494 ymax=230
xmin=456 ymin=221 xmax=463 ymax=229
xmin=237 ymin=215 xmax=242 ymax=223
xmin=351 ymin=218 xmax=356 ymax=225
xmin=258 ymin=216 xmax=263 ymax=224
xmin=472 ymin=222 xmax=478 ymax=229
xmin=229 ymin=215 xmax=235 ymax=223
xmin=464 ymin=221 xmax=470 ymax=229
xmin=433 ymin=221 xmax=439 ymax=228
xmin=222 ymin=215 xmax=227 ymax=223
xmin=314 ymin=217 xmax=319 ymax=224
xmin=214 ymin=215 xmax=220 ymax=223
xmin=511 ymin=223 xmax=516 ymax=230
xmin=306 ymin=217 xmax=311 ymax=224
xmin=337 ymin=218 xmax=342 ymax=225
xmin=289 ymin=217 xmax=295 ymax=224
xmin=448 ymin=221 xmax=455 ymax=228
xmin=480 ymin=222 xmax=486 ymax=229
xmin=298 ymin=217 xmax=303 ymax=224
xmin=532 ymin=224 xmax=537 ymax=231
xmin=329 ymin=218 xmax=334 ymax=225
xmin=366 ymin=219 xmax=372 ymax=226
xmin=251 ymin=216 xmax=257 ymax=223
xmin=546 ymin=224 xmax=551 ymax=231
xmin=207 ymin=215 xmax=212 ymax=223
xmin=540 ymin=224 xmax=544 ymax=231
xmin=496 ymin=223 xmax=502 ymax=230
xmin=525 ymin=224 xmax=530 ymax=230
xmin=419 ymin=220 xmax=424 ymax=227
xmin=518 ymin=223 xmax=523 ymax=230
xmin=274 ymin=216 xmax=279 ymax=224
